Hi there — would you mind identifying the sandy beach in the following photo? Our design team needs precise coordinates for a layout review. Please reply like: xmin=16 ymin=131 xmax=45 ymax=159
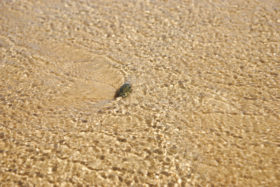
xmin=0 ymin=0 xmax=279 ymax=186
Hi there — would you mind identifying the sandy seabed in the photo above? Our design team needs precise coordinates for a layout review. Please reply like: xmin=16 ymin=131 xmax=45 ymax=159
xmin=0 ymin=0 xmax=279 ymax=186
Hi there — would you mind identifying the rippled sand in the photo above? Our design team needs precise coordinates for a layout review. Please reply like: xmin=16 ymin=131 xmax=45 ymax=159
xmin=0 ymin=0 xmax=279 ymax=186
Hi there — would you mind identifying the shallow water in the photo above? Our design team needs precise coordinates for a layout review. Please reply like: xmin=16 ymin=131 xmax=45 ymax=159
xmin=0 ymin=0 xmax=279 ymax=186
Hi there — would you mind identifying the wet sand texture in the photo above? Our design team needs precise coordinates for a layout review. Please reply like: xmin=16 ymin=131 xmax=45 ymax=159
xmin=0 ymin=0 xmax=279 ymax=186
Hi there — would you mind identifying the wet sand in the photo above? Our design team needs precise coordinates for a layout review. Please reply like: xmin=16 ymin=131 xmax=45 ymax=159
xmin=0 ymin=0 xmax=279 ymax=186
